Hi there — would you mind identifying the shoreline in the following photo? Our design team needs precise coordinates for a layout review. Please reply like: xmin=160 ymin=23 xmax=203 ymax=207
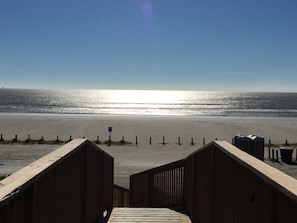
xmin=2 ymin=111 xmax=297 ymax=118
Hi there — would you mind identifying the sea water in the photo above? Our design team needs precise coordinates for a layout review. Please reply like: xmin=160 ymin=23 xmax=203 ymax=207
xmin=0 ymin=88 xmax=297 ymax=117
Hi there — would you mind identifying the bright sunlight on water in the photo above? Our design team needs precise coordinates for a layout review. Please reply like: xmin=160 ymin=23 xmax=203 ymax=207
xmin=1 ymin=89 xmax=297 ymax=117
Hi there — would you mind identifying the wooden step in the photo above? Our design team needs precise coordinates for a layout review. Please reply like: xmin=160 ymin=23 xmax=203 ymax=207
xmin=108 ymin=208 xmax=191 ymax=223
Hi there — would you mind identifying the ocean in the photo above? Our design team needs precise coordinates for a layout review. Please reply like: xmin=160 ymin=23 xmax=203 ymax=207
xmin=0 ymin=88 xmax=297 ymax=117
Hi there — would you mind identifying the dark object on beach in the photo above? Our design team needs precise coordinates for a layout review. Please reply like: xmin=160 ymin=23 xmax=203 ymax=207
xmin=280 ymin=147 xmax=294 ymax=164
xmin=233 ymin=134 xmax=264 ymax=161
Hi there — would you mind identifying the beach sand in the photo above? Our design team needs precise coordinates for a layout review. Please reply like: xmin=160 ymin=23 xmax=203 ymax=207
xmin=0 ymin=114 xmax=297 ymax=187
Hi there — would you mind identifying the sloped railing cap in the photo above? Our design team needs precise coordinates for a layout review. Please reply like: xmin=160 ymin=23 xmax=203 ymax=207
xmin=0 ymin=139 xmax=113 ymax=203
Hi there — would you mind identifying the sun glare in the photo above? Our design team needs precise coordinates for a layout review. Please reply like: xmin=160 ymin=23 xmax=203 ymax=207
xmin=106 ymin=90 xmax=186 ymax=104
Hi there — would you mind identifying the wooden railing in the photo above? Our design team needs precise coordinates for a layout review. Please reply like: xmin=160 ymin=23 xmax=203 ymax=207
xmin=0 ymin=139 xmax=114 ymax=223
xmin=130 ymin=141 xmax=297 ymax=223
xmin=113 ymin=185 xmax=129 ymax=207
xmin=130 ymin=159 xmax=185 ymax=209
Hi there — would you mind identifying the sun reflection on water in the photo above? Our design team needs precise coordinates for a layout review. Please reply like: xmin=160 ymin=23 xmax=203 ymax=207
xmin=99 ymin=90 xmax=189 ymax=104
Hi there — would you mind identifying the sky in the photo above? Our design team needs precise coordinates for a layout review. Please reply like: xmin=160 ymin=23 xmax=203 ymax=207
xmin=0 ymin=0 xmax=297 ymax=92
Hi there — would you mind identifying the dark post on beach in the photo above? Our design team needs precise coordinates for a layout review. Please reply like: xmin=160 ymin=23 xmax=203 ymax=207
xmin=108 ymin=126 xmax=112 ymax=146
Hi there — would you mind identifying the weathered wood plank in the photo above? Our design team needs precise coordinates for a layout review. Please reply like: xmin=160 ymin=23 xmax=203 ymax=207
xmin=108 ymin=208 xmax=191 ymax=223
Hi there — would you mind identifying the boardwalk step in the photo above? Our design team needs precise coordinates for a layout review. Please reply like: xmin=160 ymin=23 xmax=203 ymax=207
xmin=108 ymin=208 xmax=191 ymax=223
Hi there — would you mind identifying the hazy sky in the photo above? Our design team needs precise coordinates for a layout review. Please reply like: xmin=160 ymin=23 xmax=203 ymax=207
xmin=1 ymin=0 xmax=297 ymax=91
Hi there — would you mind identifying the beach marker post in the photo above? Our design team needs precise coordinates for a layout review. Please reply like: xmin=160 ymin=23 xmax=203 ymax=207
xmin=149 ymin=137 xmax=151 ymax=145
xmin=191 ymin=138 xmax=194 ymax=145
xmin=178 ymin=136 xmax=181 ymax=145
xmin=203 ymin=138 xmax=206 ymax=145
xmin=136 ymin=136 xmax=138 ymax=145
xmin=108 ymin=127 xmax=112 ymax=146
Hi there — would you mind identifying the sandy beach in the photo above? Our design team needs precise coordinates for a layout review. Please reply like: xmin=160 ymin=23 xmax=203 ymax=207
xmin=1 ymin=114 xmax=297 ymax=188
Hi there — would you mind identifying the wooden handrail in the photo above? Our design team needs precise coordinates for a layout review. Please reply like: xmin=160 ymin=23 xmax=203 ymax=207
xmin=130 ymin=141 xmax=297 ymax=223
xmin=0 ymin=139 xmax=114 ymax=223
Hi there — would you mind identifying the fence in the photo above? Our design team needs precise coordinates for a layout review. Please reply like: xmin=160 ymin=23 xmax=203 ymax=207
xmin=0 ymin=139 xmax=114 ymax=223
xmin=130 ymin=159 xmax=185 ymax=209
xmin=130 ymin=141 xmax=297 ymax=223
xmin=113 ymin=185 xmax=130 ymax=207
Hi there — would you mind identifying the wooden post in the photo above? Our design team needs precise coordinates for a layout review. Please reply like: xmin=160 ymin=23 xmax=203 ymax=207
xmin=0 ymin=134 xmax=3 ymax=141
xmin=276 ymin=150 xmax=279 ymax=162
xmin=272 ymin=149 xmax=275 ymax=161
xmin=15 ymin=134 xmax=18 ymax=141
xmin=149 ymin=137 xmax=151 ymax=145
xmin=203 ymin=138 xmax=205 ymax=145
xmin=268 ymin=146 xmax=271 ymax=159
xmin=25 ymin=135 xmax=29 ymax=143
xmin=136 ymin=136 xmax=138 ymax=145
xmin=191 ymin=138 xmax=194 ymax=145
xmin=286 ymin=139 xmax=288 ymax=145
xmin=122 ymin=136 xmax=124 ymax=142
xmin=70 ymin=135 xmax=72 ymax=140
xmin=178 ymin=137 xmax=181 ymax=145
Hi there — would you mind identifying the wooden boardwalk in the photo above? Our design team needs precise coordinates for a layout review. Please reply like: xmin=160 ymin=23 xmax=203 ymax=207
xmin=108 ymin=208 xmax=191 ymax=223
